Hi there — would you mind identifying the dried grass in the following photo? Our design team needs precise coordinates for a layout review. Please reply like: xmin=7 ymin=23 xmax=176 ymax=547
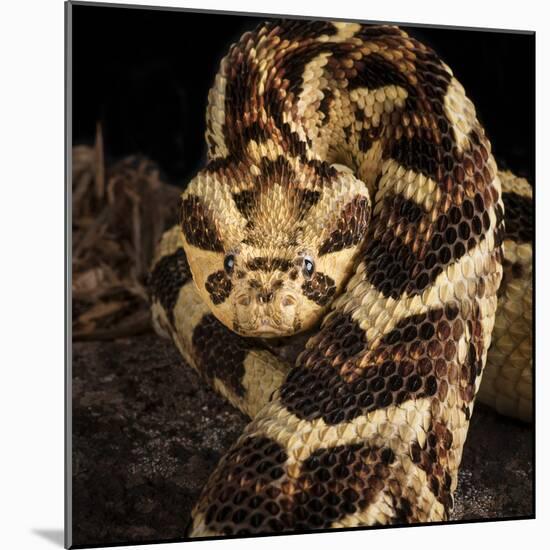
xmin=72 ymin=124 xmax=181 ymax=340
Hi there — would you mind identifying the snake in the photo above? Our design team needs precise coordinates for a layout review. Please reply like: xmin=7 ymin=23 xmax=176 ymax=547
xmin=148 ymin=20 xmax=533 ymax=536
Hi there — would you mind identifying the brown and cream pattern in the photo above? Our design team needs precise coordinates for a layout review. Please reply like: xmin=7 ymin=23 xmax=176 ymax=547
xmin=147 ymin=20 xmax=533 ymax=538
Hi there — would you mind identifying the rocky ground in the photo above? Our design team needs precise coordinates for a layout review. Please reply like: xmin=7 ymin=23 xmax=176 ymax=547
xmin=71 ymin=334 xmax=534 ymax=547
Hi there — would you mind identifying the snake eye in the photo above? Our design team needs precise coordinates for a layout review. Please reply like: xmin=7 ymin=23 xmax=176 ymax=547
xmin=302 ymin=256 xmax=315 ymax=278
xmin=224 ymin=254 xmax=235 ymax=274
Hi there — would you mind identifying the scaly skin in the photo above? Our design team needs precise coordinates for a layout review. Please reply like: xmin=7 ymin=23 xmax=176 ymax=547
xmin=148 ymin=20 xmax=532 ymax=537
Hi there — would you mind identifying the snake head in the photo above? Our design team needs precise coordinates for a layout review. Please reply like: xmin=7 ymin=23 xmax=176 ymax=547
xmin=180 ymin=157 xmax=371 ymax=337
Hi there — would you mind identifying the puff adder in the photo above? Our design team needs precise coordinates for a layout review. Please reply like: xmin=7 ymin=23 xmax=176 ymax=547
xmin=149 ymin=20 xmax=533 ymax=536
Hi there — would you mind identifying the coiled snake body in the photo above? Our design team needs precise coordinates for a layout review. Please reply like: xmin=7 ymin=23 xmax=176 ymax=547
xmin=149 ymin=21 xmax=532 ymax=536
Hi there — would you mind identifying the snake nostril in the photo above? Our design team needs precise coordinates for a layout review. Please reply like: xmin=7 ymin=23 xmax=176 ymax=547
xmin=282 ymin=294 xmax=297 ymax=307
xmin=237 ymin=295 xmax=251 ymax=306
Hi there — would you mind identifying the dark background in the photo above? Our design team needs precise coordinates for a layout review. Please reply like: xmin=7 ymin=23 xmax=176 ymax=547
xmin=72 ymin=4 xmax=535 ymax=187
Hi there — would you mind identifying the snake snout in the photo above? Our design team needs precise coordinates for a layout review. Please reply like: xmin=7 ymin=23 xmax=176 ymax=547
xmin=232 ymin=283 xmax=302 ymax=337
